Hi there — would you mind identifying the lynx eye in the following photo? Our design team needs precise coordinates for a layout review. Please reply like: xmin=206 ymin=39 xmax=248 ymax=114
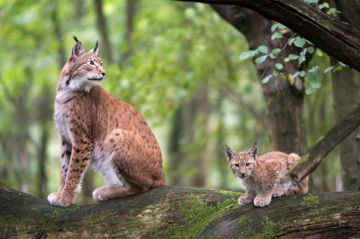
xmin=246 ymin=163 xmax=251 ymax=167
xmin=89 ymin=60 xmax=95 ymax=66
xmin=233 ymin=163 xmax=240 ymax=168
xmin=100 ymin=61 xmax=103 ymax=66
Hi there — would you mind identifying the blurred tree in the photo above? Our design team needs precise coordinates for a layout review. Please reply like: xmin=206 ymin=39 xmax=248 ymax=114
xmin=330 ymin=0 xmax=360 ymax=191
xmin=94 ymin=0 xmax=114 ymax=64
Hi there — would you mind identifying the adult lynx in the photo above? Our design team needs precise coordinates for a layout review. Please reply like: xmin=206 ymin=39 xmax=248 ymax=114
xmin=225 ymin=143 xmax=308 ymax=207
xmin=48 ymin=37 xmax=164 ymax=207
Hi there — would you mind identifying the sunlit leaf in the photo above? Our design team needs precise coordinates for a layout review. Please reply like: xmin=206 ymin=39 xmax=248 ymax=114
xmin=262 ymin=75 xmax=272 ymax=84
xmin=255 ymin=55 xmax=268 ymax=64
xmin=294 ymin=37 xmax=306 ymax=48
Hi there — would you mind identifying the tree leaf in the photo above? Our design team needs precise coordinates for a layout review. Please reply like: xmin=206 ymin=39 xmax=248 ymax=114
xmin=305 ymin=0 xmax=319 ymax=4
xmin=294 ymin=37 xmax=306 ymax=48
xmin=257 ymin=45 xmax=268 ymax=54
xmin=271 ymin=32 xmax=282 ymax=40
xmin=288 ymin=37 xmax=296 ymax=46
xmin=323 ymin=66 xmax=334 ymax=74
xmin=262 ymin=75 xmax=272 ymax=84
xmin=288 ymin=54 xmax=299 ymax=60
xmin=275 ymin=63 xmax=284 ymax=70
xmin=270 ymin=48 xmax=282 ymax=59
xmin=271 ymin=23 xmax=286 ymax=32
xmin=255 ymin=55 xmax=268 ymax=64
xmin=239 ymin=50 xmax=256 ymax=60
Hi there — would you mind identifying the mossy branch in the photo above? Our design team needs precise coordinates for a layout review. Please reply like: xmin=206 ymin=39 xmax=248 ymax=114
xmin=1 ymin=184 xmax=360 ymax=238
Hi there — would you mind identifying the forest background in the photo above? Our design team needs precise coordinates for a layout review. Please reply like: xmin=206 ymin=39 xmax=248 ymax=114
xmin=0 ymin=0 xmax=359 ymax=204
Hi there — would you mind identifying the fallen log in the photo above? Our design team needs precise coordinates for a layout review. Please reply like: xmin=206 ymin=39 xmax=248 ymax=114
xmin=0 ymin=184 xmax=359 ymax=238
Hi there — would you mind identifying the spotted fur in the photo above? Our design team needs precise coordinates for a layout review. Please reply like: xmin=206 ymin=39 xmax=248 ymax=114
xmin=48 ymin=38 xmax=164 ymax=207
xmin=225 ymin=143 xmax=308 ymax=207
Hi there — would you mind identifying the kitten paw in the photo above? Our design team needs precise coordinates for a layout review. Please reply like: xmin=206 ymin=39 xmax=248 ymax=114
xmin=238 ymin=196 xmax=253 ymax=205
xmin=47 ymin=192 xmax=72 ymax=207
xmin=253 ymin=196 xmax=271 ymax=207
xmin=272 ymin=190 xmax=284 ymax=198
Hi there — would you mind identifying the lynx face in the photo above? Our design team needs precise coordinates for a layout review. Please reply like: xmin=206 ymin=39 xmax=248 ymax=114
xmin=225 ymin=144 xmax=257 ymax=179
xmin=62 ymin=39 xmax=106 ymax=92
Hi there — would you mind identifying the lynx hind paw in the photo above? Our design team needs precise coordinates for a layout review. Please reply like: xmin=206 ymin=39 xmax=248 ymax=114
xmin=47 ymin=192 xmax=72 ymax=207
xmin=92 ymin=187 xmax=107 ymax=202
xmin=253 ymin=197 xmax=271 ymax=207
xmin=238 ymin=196 xmax=253 ymax=206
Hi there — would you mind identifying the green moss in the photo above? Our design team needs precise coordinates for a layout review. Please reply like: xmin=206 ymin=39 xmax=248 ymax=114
xmin=217 ymin=189 xmax=241 ymax=200
xmin=300 ymin=194 xmax=319 ymax=208
xmin=149 ymin=194 xmax=238 ymax=239
xmin=237 ymin=215 xmax=250 ymax=225
xmin=239 ymin=216 xmax=286 ymax=239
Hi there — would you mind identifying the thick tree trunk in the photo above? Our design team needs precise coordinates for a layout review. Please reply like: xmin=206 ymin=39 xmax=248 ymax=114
xmin=0 ymin=184 xmax=359 ymax=239
xmin=331 ymin=66 xmax=360 ymax=191
xmin=291 ymin=103 xmax=360 ymax=182
xmin=331 ymin=0 xmax=360 ymax=191
xmin=212 ymin=5 xmax=308 ymax=155
xmin=175 ymin=0 xmax=360 ymax=71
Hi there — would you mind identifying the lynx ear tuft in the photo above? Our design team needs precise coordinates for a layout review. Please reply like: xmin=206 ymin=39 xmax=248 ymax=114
xmin=248 ymin=142 xmax=257 ymax=159
xmin=70 ymin=36 xmax=85 ymax=61
xmin=90 ymin=40 xmax=99 ymax=55
xmin=225 ymin=145 xmax=235 ymax=161
xmin=73 ymin=36 xmax=79 ymax=43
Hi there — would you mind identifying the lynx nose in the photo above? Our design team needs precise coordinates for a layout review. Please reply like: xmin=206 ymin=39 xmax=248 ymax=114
xmin=240 ymin=173 xmax=246 ymax=178
xmin=101 ymin=72 xmax=106 ymax=77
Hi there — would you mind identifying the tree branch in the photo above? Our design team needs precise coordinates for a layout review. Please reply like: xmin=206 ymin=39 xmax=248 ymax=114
xmin=174 ymin=0 xmax=360 ymax=71
xmin=0 ymin=184 xmax=359 ymax=238
xmin=290 ymin=103 xmax=360 ymax=182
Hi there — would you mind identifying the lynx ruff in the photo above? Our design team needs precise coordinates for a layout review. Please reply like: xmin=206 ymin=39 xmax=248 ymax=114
xmin=225 ymin=144 xmax=308 ymax=207
xmin=48 ymin=37 xmax=165 ymax=207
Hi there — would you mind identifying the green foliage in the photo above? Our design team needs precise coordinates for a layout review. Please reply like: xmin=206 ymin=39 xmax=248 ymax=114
xmin=0 ymin=0 xmax=350 ymax=196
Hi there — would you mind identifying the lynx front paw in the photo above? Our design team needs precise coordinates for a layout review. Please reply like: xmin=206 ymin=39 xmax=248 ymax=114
xmin=273 ymin=189 xmax=285 ymax=198
xmin=253 ymin=196 xmax=271 ymax=207
xmin=238 ymin=196 xmax=253 ymax=206
xmin=47 ymin=192 xmax=73 ymax=207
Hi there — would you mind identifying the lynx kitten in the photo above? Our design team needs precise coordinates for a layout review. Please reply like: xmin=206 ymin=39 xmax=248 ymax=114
xmin=225 ymin=143 xmax=308 ymax=207
xmin=48 ymin=37 xmax=165 ymax=207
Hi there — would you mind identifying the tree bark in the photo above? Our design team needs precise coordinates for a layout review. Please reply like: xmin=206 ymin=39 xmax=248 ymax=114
xmin=175 ymin=0 xmax=360 ymax=71
xmin=122 ymin=0 xmax=137 ymax=62
xmin=291 ymin=103 xmax=360 ymax=182
xmin=212 ymin=5 xmax=308 ymax=155
xmin=331 ymin=0 xmax=360 ymax=191
xmin=331 ymin=66 xmax=360 ymax=191
xmin=93 ymin=0 xmax=114 ymax=64
xmin=0 ymin=184 xmax=359 ymax=239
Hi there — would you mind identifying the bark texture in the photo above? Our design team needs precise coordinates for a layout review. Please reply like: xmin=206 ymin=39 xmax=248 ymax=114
xmin=0 ymin=184 xmax=359 ymax=239
xmin=291 ymin=103 xmax=360 ymax=182
xmin=331 ymin=0 xmax=360 ymax=191
xmin=93 ymin=0 xmax=114 ymax=64
xmin=212 ymin=5 xmax=308 ymax=155
xmin=175 ymin=0 xmax=360 ymax=71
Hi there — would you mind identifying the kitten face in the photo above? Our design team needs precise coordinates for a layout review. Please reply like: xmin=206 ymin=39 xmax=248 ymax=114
xmin=225 ymin=144 xmax=257 ymax=179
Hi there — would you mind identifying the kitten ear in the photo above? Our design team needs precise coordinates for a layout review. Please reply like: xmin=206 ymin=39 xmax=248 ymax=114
xmin=225 ymin=145 xmax=235 ymax=160
xmin=89 ymin=40 xmax=99 ymax=55
xmin=70 ymin=36 xmax=85 ymax=61
xmin=248 ymin=143 xmax=257 ymax=159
